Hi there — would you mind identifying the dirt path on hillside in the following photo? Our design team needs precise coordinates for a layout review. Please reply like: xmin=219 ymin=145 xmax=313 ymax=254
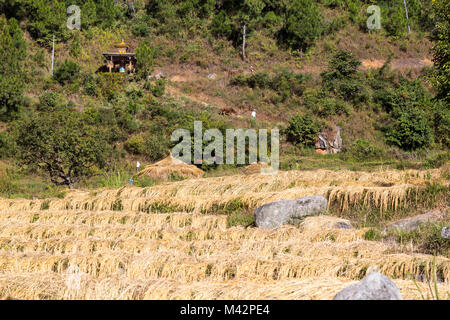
xmin=361 ymin=58 xmax=433 ymax=70
xmin=298 ymin=58 xmax=433 ymax=74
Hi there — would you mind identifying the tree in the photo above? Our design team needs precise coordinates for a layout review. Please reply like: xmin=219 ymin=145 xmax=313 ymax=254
xmin=53 ymin=59 xmax=81 ymax=85
xmin=211 ymin=10 xmax=233 ymax=38
xmin=286 ymin=113 xmax=322 ymax=147
xmin=385 ymin=107 xmax=433 ymax=151
xmin=322 ymin=50 xmax=361 ymax=81
xmin=135 ymin=41 xmax=154 ymax=79
xmin=25 ymin=0 xmax=68 ymax=44
xmin=15 ymin=110 xmax=110 ymax=187
xmin=431 ymin=0 xmax=450 ymax=103
xmin=82 ymin=0 xmax=98 ymax=29
xmin=0 ymin=16 xmax=26 ymax=120
xmin=280 ymin=0 xmax=322 ymax=51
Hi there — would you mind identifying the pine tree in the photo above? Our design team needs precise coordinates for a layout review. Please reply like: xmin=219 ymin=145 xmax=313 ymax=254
xmin=0 ymin=16 xmax=27 ymax=120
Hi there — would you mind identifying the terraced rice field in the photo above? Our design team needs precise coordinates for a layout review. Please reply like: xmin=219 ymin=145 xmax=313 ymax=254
xmin=0 ymin=168 xmax=448 ymax=299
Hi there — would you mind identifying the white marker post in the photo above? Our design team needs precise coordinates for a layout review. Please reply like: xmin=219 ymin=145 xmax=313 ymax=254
xmin=403 ymin=0 xmax=411 ymax=34
xmin=136 ymin=161 xmax=141 ymax=172
xmin=51 ymin=34 xmax=55 ymax=76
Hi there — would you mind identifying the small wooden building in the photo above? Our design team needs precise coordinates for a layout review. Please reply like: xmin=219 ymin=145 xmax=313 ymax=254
xmin=102 ymin=40 xmax=136 ymax=73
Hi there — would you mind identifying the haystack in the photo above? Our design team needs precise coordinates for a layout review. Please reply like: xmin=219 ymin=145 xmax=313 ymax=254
xmin=137 ymin=155 xmax=204 ymax=180
xmin=243 ymin=162 xmax=274 ymax=175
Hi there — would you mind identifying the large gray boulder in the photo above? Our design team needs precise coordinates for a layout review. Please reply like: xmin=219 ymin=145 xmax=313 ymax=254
xmin=254 ymin=195 xmax=327 ymax=229
xmin=442 ymin=227 xmax=450 ymax=239
xmin=333 ymin=273 xmax=402 ymax=300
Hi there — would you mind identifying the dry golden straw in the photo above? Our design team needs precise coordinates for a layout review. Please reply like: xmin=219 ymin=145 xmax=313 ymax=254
xmin=0 ymin=167 xmax=448 ymax=300
xmin=137 ymin=155 xmax=204 ymax=180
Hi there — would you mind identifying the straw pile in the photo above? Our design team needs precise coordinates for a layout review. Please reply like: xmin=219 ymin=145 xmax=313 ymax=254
xmin=243 ymin=162 xmax=274 ymax=175
xmin=137 ymin=155 xmax=204 ymax=180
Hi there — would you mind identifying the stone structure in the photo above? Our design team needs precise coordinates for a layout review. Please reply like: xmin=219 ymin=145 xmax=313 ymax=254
xmin=315 ymin=124 xmax=343 ymax=154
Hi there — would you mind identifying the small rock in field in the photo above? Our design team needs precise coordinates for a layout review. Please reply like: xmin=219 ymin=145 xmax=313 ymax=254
xmin=334 ymin=221 xmax=352 ymax=229
xmin=387 ymin=210 xmax=443 ymax=231
xmin=154 ymin=72 xmax=165 ymax=80
xmin=333 ymin=272 xmax=402 ymax=300
xmin=441 ymin=227 xmax=450 ymax=239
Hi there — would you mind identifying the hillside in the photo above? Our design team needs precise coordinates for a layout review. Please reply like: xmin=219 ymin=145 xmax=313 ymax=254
xmin=1 ymin=2 xmax=448 ymax=187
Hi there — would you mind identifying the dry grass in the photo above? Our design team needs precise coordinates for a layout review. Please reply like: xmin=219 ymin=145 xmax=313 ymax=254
xmin=0 ymin=167 xmax=445 ymax=214
xmin=0 ymin=274 xmax=448 ymax=300
xmin=0 ymin=167 xmax=448 ymax=300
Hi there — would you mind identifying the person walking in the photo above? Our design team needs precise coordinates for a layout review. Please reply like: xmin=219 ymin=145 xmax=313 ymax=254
xmin=251 ymin=109 xmax=256 ymax=120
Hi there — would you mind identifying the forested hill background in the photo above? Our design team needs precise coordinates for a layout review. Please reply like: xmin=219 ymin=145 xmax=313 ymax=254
xmin=0 ymin=0 xmax=448 ymax=196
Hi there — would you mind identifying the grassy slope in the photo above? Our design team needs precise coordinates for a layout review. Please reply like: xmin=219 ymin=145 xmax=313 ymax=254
xmin=0 ymin=5 xmax=444 ymax=199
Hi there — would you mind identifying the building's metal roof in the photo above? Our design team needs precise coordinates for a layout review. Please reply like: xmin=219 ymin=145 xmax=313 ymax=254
xmin=102 ymin=52 xmax=136 ymax=56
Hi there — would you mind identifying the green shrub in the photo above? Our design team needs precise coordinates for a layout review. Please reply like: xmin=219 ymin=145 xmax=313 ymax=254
xmin=124 ymin=135 xmax=146 ymax=155
xmin=247 ymin=72 xmax=271 ymax=89
xmin=229 ymin=74 xmax=250 ymax=86
xmin=230 ymin=71 xmax=307 ymax=98
xmin=151 ymin=79 xmax=166 ymax=97
xmin=53 ymin=60 xmax=81 ymax=85
xmin=280 ymin=0 xmax=322 ymax=50
xmin=136 ymin=41 xmax=155 ymax=79
xmin=83 ymin=74 xmax=100 ymax=97
xmin=211 ymin=10 xmax=233 ymax=39
xmin=286 ymin=114 xmax=322 ymax=147
xmin=384 ymin=6 xmax=408 ymax=38
xmin=312 ymin=97 xmax=352 ymax=117
xmin=144 ymin=133 xmax=169 ymax=162
xmin=134 ymin=175 xmax=157 ymax=188
xmin=101 ymin=172 xmax=126 ymax=188
xmin=424 ymin=152 xmax=450 ymax=169
xmin=391 ymin=222 xmax=449 ymax=256
xmin=385 ymin=107 xmax=433 ymax=151
xmin=69 ymin=35 xmax=81 ymax=58
xmin=347 ymin=139 xmax=384 ymax=161
xmin=322 ymin=50 xmax=361 ymax=82
xmin=364 ymin=228 xmax=382 ymax=241
xmin=0 ymin=131 xmax=14 ymax=158
xmin=132 ymin=22 xmax=150 ymax=37
xmin=374 ymin=79 xmax=432 ymax=113
xmin=432 ymin=101 xmax=450 ymax=147
xmin=0 ymin=17 xmax=26 ymax=120
xmin=227 ymin=213 xmax=255 ymax=228
xmin=262 ymin=11 xmax=283 ymax=34
xmin=37 ymin=92 xmax=61 ymax=111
